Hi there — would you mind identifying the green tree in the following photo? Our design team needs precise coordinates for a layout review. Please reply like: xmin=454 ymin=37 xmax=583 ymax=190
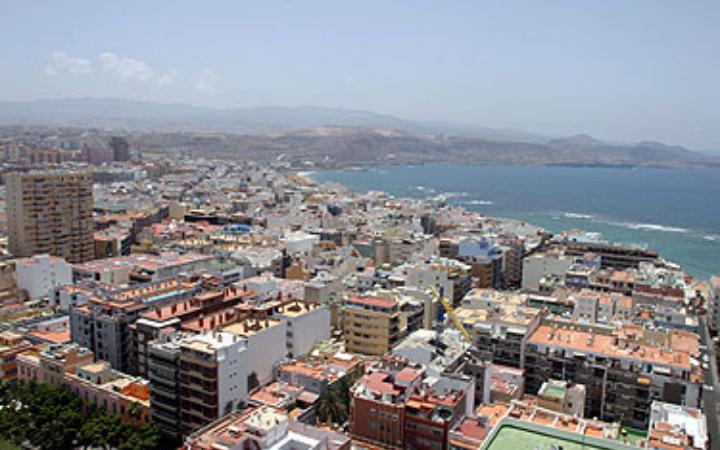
xmin=0 ymin=380 xmax=161 ymax=450
xmin=316 ymin=378 xmax=352 ymax=426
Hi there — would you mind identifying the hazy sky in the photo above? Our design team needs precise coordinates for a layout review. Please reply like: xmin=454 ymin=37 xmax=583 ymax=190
xmin=2 ymin=1 xmax=719 ymax=150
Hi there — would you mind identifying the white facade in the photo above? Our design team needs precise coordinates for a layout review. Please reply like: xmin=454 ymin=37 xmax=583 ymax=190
xmin=280 ymin=305 xmax=331 ymax=358
xmin=16 ymin=254 xmax=72 ymax=300
xmin=406 ymin=264 xmax=454 ymax=301
xmin=521 ymin=253 xmax=573 ymax=291
xmin=193 ymin=323 xmax=288 ymax=416
xmin=649 ymin=401 xmax=707 ymax=450
xmin=281 ymin=232 xmax=320 ymax=255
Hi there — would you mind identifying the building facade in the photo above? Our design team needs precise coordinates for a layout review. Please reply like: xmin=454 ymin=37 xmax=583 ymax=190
xmin=6 ymin=171 xmax=94 ymax=263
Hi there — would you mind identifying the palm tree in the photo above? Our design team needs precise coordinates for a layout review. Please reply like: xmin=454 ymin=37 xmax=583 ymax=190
xmin=316 ymin=383 xmax=349 ymax=426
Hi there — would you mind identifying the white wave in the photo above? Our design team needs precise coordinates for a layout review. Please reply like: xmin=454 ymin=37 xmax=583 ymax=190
xmin=562 ymin=212 xmax=594 ymax=219
xmin=703 ymin=235 xmax=720 ymax=242
xmin=296 ymin=171 xmax=316 ymax=177
xmin=464 ymin=199 xmax=493 ymax=206
xmin=611 ymin=221 xmax=689 ymax=233
xmin=441 ymin=191 xmax=469 ymax=198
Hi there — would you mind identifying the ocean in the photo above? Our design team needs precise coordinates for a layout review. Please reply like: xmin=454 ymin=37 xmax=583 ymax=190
xmin=309 ymin=164 xmax=720 ymax=281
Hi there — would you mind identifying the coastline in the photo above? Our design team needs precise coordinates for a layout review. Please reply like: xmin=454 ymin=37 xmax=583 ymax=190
xmin=304 ymin=164 xmax=720 ymax=281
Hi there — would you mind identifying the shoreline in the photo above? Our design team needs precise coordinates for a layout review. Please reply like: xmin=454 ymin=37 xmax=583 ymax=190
xmin=304 ymin=164 xmax=719 ymax=282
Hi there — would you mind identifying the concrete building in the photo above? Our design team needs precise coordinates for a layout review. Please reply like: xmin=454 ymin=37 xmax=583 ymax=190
xmin=274 ymin=301 xmax=331 ymax=358
xmin=0 ymin=331 xmax=33 ymax=380
xmin=524 ymin=323 xmax=703 ymax=430
xmin=648 ymin=401 xmax=708 ymax=450
xmin=16 ymin=254 xmax=72 ymax=300
xmin=17 ymin=343 xmax=93 ymax=386
xmin=458 ymin=238 xmax=504 ymax=289
xmin=6 ymin=171 xmax=94 ymax=263
xmin=454 ymin=298 xmax=542 ymax=369
xmin=349 ymin=360 xmax=472 ymax=450
xmin=183 ymin=405 xmax=351 ymax=450
xmin=405 ymin=258 xmax=472 ymax=305
xmin=109 ymin=136 xmax=130 ymax=162
xmin=179 ymin=320 xmax=286 ymax=434
xmin=148 ymin=330 xmax=186 ymax=440
xmin=536 ymin=379 xmax=586 ymax=417
xmin=344 ymin=296 xmax=401 ymax=356
xmin=709 ymin=276 xmax=719 ymax=334
xmin=133 ymin=286 xmax=253 ymax=377
xmin=69 ymin=278 xmax=198 ymax=373
xmin=521 ymin=252 xmax=573 ymax=292
xmin=65 ymin=360 xmax=151 ymax=425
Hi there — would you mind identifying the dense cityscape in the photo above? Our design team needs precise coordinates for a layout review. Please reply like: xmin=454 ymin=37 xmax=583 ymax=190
xmin=0 ymin=130 xmax=716 ymax=450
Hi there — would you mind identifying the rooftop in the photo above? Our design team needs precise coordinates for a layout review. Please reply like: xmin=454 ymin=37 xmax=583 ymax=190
xmin=528 ymin=324 xmax=697 ymax=373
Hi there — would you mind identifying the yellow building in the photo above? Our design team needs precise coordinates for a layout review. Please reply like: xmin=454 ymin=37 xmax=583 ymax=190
xmin=343 ymin=296 xmax=400 ymax=356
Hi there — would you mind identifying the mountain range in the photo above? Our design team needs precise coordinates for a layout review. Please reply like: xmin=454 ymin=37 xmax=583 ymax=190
xmin=0 ymin=98 xmax=716 ymax=168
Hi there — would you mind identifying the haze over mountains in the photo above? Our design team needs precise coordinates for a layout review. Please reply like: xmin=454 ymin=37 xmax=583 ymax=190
xmin=0 ymin=97 xmax=716 ymax=168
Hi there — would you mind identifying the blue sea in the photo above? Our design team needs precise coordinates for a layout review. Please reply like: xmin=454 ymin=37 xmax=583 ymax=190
xmin=309 ymin=164 xmax=720 ymax=281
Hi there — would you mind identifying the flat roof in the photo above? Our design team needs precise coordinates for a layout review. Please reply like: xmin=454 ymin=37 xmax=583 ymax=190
xmin=484 ymin=423 xmax=636 ymax=450
xmin=348 ymin=296 xmax=397 ymax=309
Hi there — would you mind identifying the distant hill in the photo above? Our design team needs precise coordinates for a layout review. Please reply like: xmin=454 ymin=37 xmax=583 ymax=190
xmin=131 ymin=126 xmax=719 ymax=168
xmin=0 ymin=97 xmax=548 ymax=142
xmin=0 ymin=98 xmax=717 ymax=168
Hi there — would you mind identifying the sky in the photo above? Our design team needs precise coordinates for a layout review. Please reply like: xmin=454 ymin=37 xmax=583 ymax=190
xmin=1 ymin=1 xmax=719 ymax=150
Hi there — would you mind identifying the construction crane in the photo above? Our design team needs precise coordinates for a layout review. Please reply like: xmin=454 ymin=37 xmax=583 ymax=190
xmin=430 ymin=286 xmax=472 ymax=343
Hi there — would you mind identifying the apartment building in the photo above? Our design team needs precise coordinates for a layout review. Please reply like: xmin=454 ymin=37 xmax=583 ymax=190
xmin=709 ymin=275 xmax=719 ymax=334
xmin=65 ymin=360 xmax=151 ymax=425
xmin=560 ymin=240 xmax=659 ymax=270
xmin=148 ymin=331 xmax=186 ymax=440
xmin=15 ymin=254 xmax=72 ymax=300
xmin=109 ymin=136 xmax=130 ymax=162
xmin=274 ymin=301 xmax=331 ymax=358
xmin=133 ymin=285 xmax=254 ymax=377
xmin=521 ymin=252 xmax=573 ymax=292
xmin=178 ymin=320 xmax=286 ymax=434
xmin=69 ymin=278 xmax=198 ymax=373
xmin=344 ymin=296 xmax=401 ymax=356
xmin=274 ymin=353 xmax=364 ymax=395
xmin=648 ymin=401 xmax=707 ymax=450
xmin=72 ymin=252 xmax=213 ymax=285
xmin=349 ymin=360 xmax=472 ymax=450
xmin=524 ymin=323 xmax=703 ymax=430
xmin=404 ymin=259 xmax=472 ymax=305
xmin=454 ymin=298 xmax=542 ymax=369
xmin=16 ymin=343 xmax=93 ymax=386
xmin=6 ymin=170 xmax=94 ymax=263
xmin=0 ymin=331 xmax=33 ymax=380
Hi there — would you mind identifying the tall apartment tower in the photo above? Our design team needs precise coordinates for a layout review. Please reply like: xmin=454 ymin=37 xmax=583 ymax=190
xmin=109 ymin=136 xmax=130 ymax=162
xmin=6 ymin=171 xmax=94 ymax=263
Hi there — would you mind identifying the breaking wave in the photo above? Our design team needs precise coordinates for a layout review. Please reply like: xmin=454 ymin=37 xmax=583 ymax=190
xmin=609 ymin=221 xmax=689 ymax=234
xmin=562 ymin=212 xmax=594 ymax=219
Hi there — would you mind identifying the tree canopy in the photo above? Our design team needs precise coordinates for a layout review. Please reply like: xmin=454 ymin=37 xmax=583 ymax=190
xmin=0 ymin=380 xmax=160 ymax=450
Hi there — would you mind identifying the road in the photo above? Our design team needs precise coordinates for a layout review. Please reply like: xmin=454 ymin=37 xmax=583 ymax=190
xmin=699 ymin=318 xmax=719 ymax=450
